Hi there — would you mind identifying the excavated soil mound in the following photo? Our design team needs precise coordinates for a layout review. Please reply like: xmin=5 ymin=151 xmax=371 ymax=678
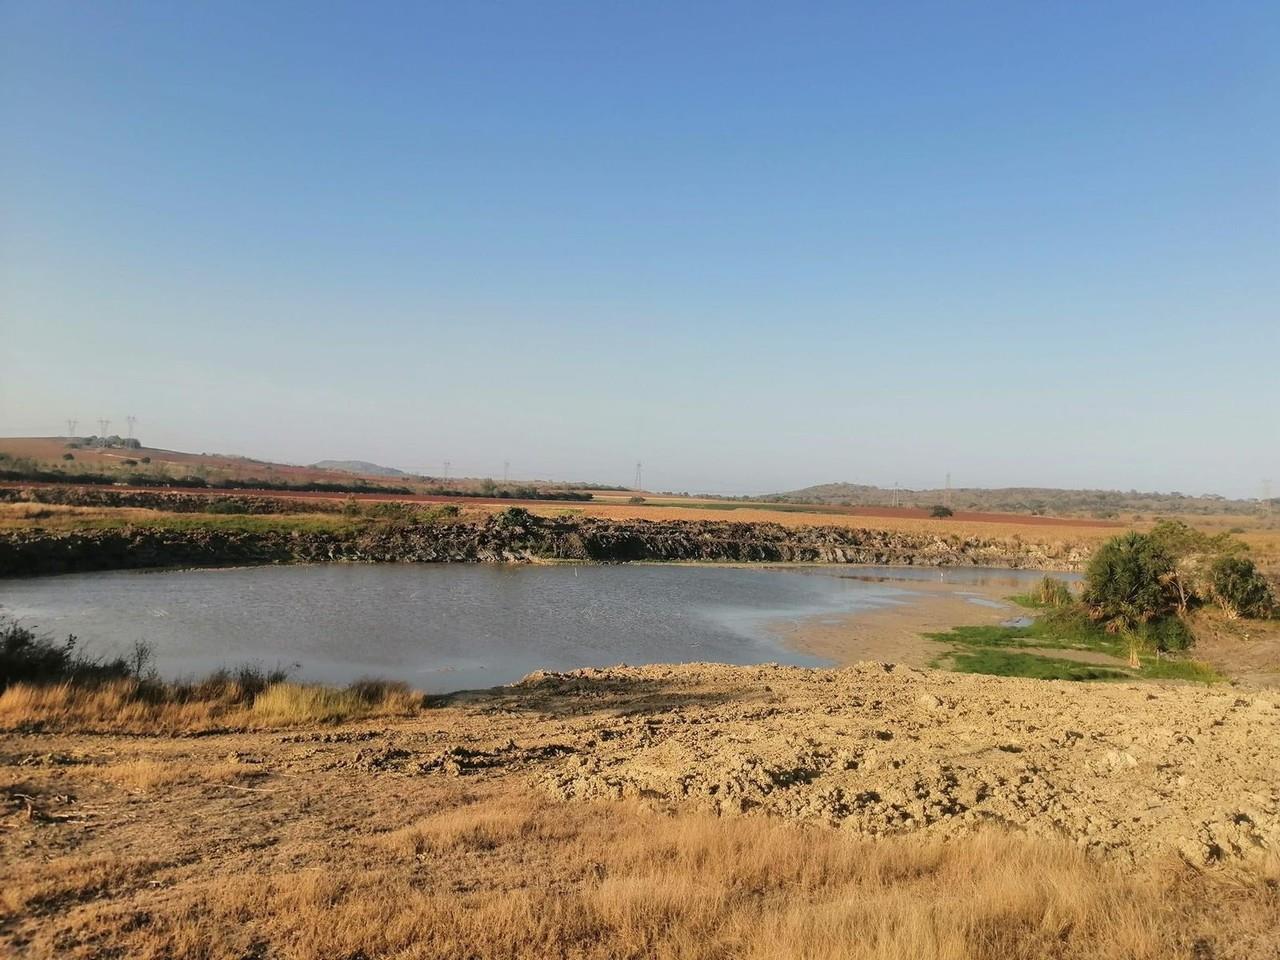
xmin=465 ymin=663 xmax=1280 ymax=865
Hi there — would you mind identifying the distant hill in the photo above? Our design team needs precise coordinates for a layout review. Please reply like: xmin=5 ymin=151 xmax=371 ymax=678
xmin=764 ymin=482 xmax=1273 ymax=519
xmin=310 ymin=459 xmax=407 ymax=478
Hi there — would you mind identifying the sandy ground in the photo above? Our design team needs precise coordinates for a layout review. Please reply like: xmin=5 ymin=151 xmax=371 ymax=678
xmin=3 ymin=663 xmax=1279 ymax=956
xmin=777 ymin=576 xmax=1027 ymax=668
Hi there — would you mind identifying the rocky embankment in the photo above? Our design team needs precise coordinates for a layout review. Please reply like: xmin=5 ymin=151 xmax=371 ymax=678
xmin=0 ymin=514 xmax=1089 ymax=577
xmin=0 ymin=484 xmax=341 ymax=515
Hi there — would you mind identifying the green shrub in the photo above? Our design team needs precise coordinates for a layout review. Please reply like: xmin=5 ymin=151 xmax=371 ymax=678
xmin=929 ymin=505 xmax=953 ymax=518
xmin=62 ymin=452 xmax=75 ymax=461
xmin=1083 ymin=532 xmax=1179 ymax=630
xmin=1209 ymin=556 xmax=1276 ymax=619
xmin=496 ymin=506 xmax=534 ymax=528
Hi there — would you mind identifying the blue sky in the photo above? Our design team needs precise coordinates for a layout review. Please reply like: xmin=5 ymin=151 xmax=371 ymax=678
xmin=2 ymin=1 xmax=1276 ymax=496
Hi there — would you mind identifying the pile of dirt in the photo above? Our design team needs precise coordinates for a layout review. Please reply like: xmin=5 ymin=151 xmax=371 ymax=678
xmin=493 ymin=663 xmax=1278 ymax=865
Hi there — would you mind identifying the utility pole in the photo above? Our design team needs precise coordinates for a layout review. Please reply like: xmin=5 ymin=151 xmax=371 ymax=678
xmin=66 ymin=419 xmax=77 ymax=440
xmin=634 ymin=461 xmax=642 ymax=491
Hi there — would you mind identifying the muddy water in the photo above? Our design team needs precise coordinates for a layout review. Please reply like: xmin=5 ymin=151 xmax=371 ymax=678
xmin=0 ymin=564 xmax=1067 ymax=692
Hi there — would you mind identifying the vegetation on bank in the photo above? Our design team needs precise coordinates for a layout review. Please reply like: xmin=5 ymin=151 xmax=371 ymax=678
xmin=0 ymin=618 xmax=422 ymax=732
xmin=933 ymin=523 xmax=1276 ymax=682
xmin=927 ymin=609 xmax=1221 ymax=683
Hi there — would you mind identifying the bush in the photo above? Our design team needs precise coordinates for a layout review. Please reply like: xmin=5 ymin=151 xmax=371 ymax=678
xmin=1209 ymin=556 xmax=1276 ymax=619
xmin=1083 ymin=532 xmax=1179 ymax=630
xmin=1034 ymin=576 xmax=1074 ymax=608
xmin=929 ymin=505 xmax=953 ymax=518
xmin=1 ymin=618 xmax=155 ymax=690
xmin=628 ymin=496 xmax=646 ymax=504
xmin=61 ymin=452 xmax=75 ymax=461
xmin=496 ymin=506 xmax=534 ymax=528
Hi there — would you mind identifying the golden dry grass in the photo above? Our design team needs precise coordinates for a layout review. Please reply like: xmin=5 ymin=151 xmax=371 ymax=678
xmin=8 ymin=790 xmax=1276 ymax=960
xmin=0 ymin=678 xmax=423 ymax=733
xmin=0 ymin=502 xmax=174 ymax=530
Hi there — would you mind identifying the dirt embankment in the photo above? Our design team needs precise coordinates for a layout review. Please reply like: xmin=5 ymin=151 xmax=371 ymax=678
xmin=0 ymin=515 xmax=1090 ymax=578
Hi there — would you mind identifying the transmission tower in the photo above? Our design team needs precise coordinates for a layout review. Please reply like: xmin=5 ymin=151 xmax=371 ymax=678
xmin=634 ymin=461 xmax=642 ymax=491
xmin=1265 ymin=479 xmax=1273 ymax=515
xmin=66 ymin=419 xmax=77 ymax=440
xmin=892 ymin=481 xmax=899 ymax=508
xmin=126 ymin=415 xmax=138 ymax=440
xmin=443 ymin=460 xmax=451 ymax=481
xmin=503 ymin=460 xmax=510 ymax=484
xmin=944 ymin=472 xmax=952 ymax=508
xmin=97 ymin=418 xmax=111 ymax=438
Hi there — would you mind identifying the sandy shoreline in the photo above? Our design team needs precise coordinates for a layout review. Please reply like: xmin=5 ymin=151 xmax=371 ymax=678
xmin=776 ymin=574 xmax=1034 ymax=668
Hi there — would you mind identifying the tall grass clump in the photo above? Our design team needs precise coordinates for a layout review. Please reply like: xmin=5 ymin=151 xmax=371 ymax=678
xmin=0 ymin=618 xmax=424 ymax=732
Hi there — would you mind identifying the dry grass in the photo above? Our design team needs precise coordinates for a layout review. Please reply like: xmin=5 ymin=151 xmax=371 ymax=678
xmin=0 ymin=502 xmax=171 ymax=530
xmin=0 ymin=678 xmax=423 ymax=733
xmin=13 ymin=791 xmax=1276 ymax=960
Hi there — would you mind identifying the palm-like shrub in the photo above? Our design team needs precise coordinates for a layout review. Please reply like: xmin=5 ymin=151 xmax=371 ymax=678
xmin=1083 ymin=532 xmax=1179 ymax=632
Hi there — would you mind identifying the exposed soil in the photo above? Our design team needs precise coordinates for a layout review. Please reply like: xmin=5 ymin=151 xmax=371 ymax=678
xmin=6 ymin=664 xmax=1276 ymax=868
xmin=4 ymin=662 xmax=1278 ymax=957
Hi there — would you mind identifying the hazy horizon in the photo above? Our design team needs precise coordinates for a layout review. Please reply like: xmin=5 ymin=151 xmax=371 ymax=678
xmin=3 ymin=3 xmax=1277 ymax=498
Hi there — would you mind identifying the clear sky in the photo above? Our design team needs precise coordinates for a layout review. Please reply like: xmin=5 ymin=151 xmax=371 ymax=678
xmin=2 ymin=2 xmax=1276 ymax=496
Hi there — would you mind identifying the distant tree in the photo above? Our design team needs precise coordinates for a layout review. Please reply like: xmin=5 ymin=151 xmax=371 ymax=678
xmin=628 ymin=496 xmax=645 ymax=504
xmin=61 ymin=453 xmax=75 ymax=461
xmin=929 ymin=505 xmax=953 ymax=518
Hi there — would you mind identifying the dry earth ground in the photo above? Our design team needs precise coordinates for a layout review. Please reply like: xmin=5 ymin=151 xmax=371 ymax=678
xmin=3 ymin=663 xmax=1279 ymax=959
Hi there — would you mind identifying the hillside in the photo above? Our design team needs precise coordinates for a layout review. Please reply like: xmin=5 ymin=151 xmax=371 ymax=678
xmin=767 ymin=482 xmax=1275 ymax=518
xmin=311 ymin=459 xmax=407 ymax=477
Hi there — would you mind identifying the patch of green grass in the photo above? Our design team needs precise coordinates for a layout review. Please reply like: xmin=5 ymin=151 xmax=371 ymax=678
xmin=928 ymin=605 xmax=1221 ymax=684
xmin=1137 ymin=657 xmax=1224 ymax=683
xmin=941 ymin=649 xmax=1128 ymax=682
